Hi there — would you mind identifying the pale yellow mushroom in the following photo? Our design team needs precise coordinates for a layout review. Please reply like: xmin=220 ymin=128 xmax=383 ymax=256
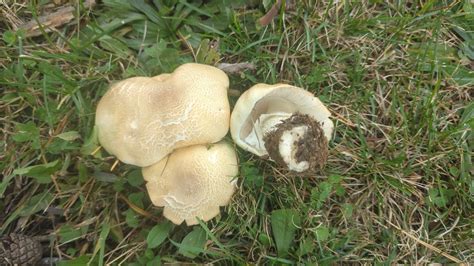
xmin=95 ymin=63 xmax=230 ymax=167
xmin=230 ymin=84 xmax=333 ymax=173
xmin=142 ymin=142 xmax=238 ymax=225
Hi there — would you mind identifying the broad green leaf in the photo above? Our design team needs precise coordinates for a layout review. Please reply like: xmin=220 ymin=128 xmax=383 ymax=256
xmin=178 ymin=0 xmax=212 ymax=17
xmin=13 ymin=160 xmax=61 ymax=184
xmin=130 ymin=0 xmax=163 ymax=24
xmin=57 ymin=255 xmax=93 ymax=266
xmin=46 ymin=138 xmax=80 ymax=154
xmin=447 ymin=65 xmax=474 ymax=86
xmin=146 ymin=256 xmax=161 ymax=266
xmin=98 ymin=13 xmax=146 ymax=33
xmin=125 ymin=209 xmax=140 ymax=228
xmin=78 ymin=162 xmax=88 ymax=183
xmin=94 ymin=171 xmax=119 ymax=183
xmin=20 ymin=192 xmax=54 ymax=217
xmin=315 ymin=226 xmax=330 ymax=242
xmin=470 ymin=179 xmax=474 ymax=196
xmin=36 ymin=101 xmax=61 ymax=125
xmin=144 ymin=248 xmax=154 ymax=259
xmin=178 ymin=227 xmax=207 ymax=258
xmin=271 ymin=209 xmax=301 ymax=257
xmin=258 ymin=233 xmax=271 ymax=247
xmin=128 ymin=192 xmax=145 ymax=209
xmin=428 ymin=188 xmax=447 ymax=208
xmin=3 ymin=30 xmax=16 ymax=45
xmin=56 ymin=131 xmax=81 ymax=141
xmin=102 ymin=0 xmax=133 ymax=11
xmin=311 ymin=181 xmax=333 ymax=210
xmin=460 ymin=102 xmax=474 ymax=125
xmin=113 ymin=179 xmax=126 ymax=192
xmin=140 ymin=40 xmax=183 ymax=74
xmin=263 ymin=0 xmax=273 ymax=10
xmin=99 ymin=36 xmax=131 ymax=58
xmin=328 ymin=174 xmax=344 ymax=184
xmin=90 ymin=223 xmax=111 ymax=266
xmin=147 ymin=221 xmax=173 ymax=248
xmin=127 ymin=169 xmax=144 ymax=187
xmin=109 ymin=217 xmax=124 ymax=243
xmin=81 ymin=125 xmax=101 ymax=157
xmin=1 ymin=192 xmax=53 ymax=234
xmin=297 ymin=236 xmax=314 ymax=257
xmin=38 ymin=61 xmax=73 ymax=88
xmin=195 ymin=38 xmax=220 ymax=65
xmin=66 ymin=247 xmax=77 ymax=257
xmin=59 ymin=224 xmax=82 ymax=244
xmin=0 ymin=174 xmax=14 ymax=198
xmin=12 ymin=121 xmax=41 ymax=149
xmin=342 ymin=203 xmax=354 ymax=218
xmin=241 ymin=163 xmax=264 ymax=188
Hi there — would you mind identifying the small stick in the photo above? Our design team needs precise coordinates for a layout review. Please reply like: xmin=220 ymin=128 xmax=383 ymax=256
xmin=118 ymin=194 xmax=161 ymax=222
xmin=217 ymin=62 xmax=256 ymax=74
xmin=91 ymin=146 xmax=101 ymax=156
xmin=259 ymin=0 xmax=282 ymax=26
xmin=110 ymin=159 xmax=119 ymax=171
xmin=19 ymin=0 xmax=96 ymax=37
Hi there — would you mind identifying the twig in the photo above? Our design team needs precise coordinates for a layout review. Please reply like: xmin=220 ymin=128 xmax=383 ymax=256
xmin=110 ymin=159 xmax=119 ymax=172
xmin=217 ymin=62 xmax=256 ymax=74
xmin=19 ymin=0 xmax=96 ymax=37
xmin=259 ymin=0 xmax=282 ymax=26
xmin=118 ymin=194 xmax=161 ymax=222
xmin=91 ymin=146 xmax=101 ymax=156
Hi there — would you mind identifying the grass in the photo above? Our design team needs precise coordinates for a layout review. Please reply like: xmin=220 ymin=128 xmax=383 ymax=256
xmin=1 ymin=0 xmax=473 ymax=264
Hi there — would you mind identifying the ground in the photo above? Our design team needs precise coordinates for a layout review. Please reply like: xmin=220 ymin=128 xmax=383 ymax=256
xmin=0 ymin=0 xmax=473 ymax=264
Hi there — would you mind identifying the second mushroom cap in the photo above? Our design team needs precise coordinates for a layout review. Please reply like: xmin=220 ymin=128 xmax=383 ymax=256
xmin=142 ymin=142 xmax=238 ymax=226
xmin=230 ymin=83 xmax=333 ymax=173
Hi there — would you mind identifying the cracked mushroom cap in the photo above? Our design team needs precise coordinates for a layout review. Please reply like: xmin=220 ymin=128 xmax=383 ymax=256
xmin=142 ymin=142 xmax=238 ymax=226
xmin=95 ymin=63 xmax=230 ymax=167
xmin=230 ymin=83 xmax=333 ymax=172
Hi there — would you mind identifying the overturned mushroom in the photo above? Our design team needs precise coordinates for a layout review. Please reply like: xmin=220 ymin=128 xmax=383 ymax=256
xmin=142 ymin=142 xmax=238 ymax=226
xmin=95 ymin=63 xmax=230 ymax=167
xmin=230 ymin=83 xmax=333 ymax=173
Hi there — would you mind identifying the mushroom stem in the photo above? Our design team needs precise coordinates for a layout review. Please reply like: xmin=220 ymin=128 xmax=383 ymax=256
xmin=263 ymin=113 xmax=328 ymax=173
xmin=279 ymin=125 xmax=310 ymax=172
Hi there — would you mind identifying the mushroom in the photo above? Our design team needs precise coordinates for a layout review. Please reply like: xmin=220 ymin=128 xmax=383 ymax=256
xmin=142 ymin=142 xmax=238 ymax=225
xmin=230 ymin=83 xmax=333 ymax=173
xmin=95 ymin=63 xmax=230 ymax=167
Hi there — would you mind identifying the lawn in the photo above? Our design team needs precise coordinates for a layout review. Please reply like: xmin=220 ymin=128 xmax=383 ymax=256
xmin=0 ymin=0 xmax=473 ymax=264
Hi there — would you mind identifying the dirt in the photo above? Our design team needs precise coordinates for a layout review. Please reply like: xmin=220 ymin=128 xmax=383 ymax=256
xmin=263 ymin=113 xmax=328 ymax=174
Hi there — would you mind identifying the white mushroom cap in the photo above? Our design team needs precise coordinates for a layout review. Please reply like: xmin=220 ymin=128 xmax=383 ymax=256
xmin=95 ymin=63 xmax=230 ymax=167
xmin=230 ymin=83 xmax=333 ymax=157
xmin=142 ymin=142 xmax=238 ymax=226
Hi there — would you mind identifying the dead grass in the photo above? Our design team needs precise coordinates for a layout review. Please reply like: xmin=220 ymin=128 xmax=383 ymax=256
xmin=1 ymin=0 xmax=472 ymax=264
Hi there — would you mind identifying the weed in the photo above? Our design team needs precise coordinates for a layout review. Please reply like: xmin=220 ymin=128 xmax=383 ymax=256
xmin=0 ymin=0 xmax=472 ymax=264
